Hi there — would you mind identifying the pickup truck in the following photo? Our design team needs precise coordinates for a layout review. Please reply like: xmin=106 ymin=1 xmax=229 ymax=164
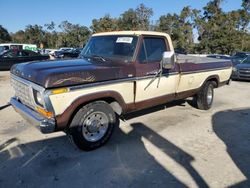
xmin=10 ymin=31 xmax=232 ymax=150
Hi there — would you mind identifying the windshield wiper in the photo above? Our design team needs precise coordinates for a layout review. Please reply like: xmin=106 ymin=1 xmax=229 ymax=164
xmin=91 ymin=55 xmax=106 ymax=62
xmin=81 ymin=54 xmax=106 ymax=62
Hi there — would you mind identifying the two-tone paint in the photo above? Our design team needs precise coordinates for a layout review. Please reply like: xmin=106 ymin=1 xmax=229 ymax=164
xmin=10 ymin=31 xmax=232 ymax=133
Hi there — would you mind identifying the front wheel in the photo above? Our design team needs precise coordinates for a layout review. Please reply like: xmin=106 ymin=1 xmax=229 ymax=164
xmin=194 ymin=81 xmax=214 ymax=110
xmin=69 ymin=101 xmax=118 ymax=151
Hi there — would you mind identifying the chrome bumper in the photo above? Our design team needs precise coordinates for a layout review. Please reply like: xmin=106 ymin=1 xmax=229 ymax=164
xmin=10 ymin=97 xmax=55 ymax=133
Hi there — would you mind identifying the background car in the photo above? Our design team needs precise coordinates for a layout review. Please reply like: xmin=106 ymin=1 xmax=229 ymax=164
xmin=231 ymin=56 xmax=250 ymax=81
xmin=54 ymin=48 xmax=82 ymax=59
xmin=206 ymin=54 xmax=231 ymax=59
xmin=0 ymin=49 xmax=50 ymax=70
xmin=231 ymin=52 xmax=250 ymax=66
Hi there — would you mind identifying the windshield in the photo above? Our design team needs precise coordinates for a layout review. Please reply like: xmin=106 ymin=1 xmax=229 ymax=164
xmin=80 ymin=35 xmax=138 ymax=62
xmin=234 ymin=52 xmax=250 ymax=58
xmin=0 ymin=46 xmax=9 ymax=55
xmin=242 ymin=56 xmax=250 ymax=64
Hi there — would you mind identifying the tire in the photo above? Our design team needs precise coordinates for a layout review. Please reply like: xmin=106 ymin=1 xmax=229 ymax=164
xmin=195 ymin=81 xmax=214 ymax=110
xmin=68 ymin=101 xmax=118 ymax=151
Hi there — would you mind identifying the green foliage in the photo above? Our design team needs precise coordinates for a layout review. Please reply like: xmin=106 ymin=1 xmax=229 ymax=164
xmin=91 ymin=15 xmax=118 ymax=33
xmin=118 ymin=9 xmax=138 ymax=30
xmin=11 ymin=30 xmax=25 ymax=43
xmin=58 ymin=21 xmax=90 ymax=47
xmin=0 ymin=25 xmax=11 ymax=43
xmin=157 ymin=0 xmax=250 ymax=54
xmin=194 ymin=0 xmax=250 ymax=54
xmin=135 ymin=4 xmax=153 ymax=30
xmin=0 ymin=1 xmax=250 ymax=54
xmin=156 ymin=6 xmax=196 ymax=53
xmin=93 ymin=4 xmax=153 ymax=32
xmin=8 ymin=21 xmax=90 ymax=48
xmin=23 ymin=24 xmax=45 ymax=47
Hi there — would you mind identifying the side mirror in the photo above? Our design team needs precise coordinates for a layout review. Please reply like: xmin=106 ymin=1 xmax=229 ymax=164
xmin=162 ymin=51 xmax=176 ymax=69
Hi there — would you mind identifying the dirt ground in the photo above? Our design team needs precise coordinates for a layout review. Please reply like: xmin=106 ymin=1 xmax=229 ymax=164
xmin=0 ymin=71 xmax=249 ymax=188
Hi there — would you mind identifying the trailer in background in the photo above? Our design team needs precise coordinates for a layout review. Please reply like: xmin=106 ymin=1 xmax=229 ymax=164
xmin=0 ymin=43 xmax=37 ymax=54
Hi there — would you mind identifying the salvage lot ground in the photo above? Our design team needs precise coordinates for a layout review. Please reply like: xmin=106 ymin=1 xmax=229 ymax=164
xmin=0 ymin=71 xmax=249 ymax=188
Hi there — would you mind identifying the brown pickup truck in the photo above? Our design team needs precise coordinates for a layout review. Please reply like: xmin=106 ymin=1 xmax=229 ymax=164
xmin=10 ymin=31 xmax=232 ymax=150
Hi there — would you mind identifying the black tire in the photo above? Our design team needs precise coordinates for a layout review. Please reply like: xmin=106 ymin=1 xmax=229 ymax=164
xmin=69 ymin=101 xmax=118 ymax=151
xmin=195 ymin=81 xmax=214 ymax=110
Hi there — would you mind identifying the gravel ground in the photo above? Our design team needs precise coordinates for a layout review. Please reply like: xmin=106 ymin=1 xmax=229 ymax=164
xmin=0 ymin=71 xmax=249 ymax=188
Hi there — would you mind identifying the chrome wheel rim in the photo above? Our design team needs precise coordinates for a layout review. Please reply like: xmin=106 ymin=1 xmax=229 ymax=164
xmin=207 ymin=85 xmax=213 ymax=105
xmin=82 ymin=111 xmax=109 ymax=142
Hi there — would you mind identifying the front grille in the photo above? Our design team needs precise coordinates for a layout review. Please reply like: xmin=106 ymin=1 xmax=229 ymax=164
xmin=11 ymin=77 xmax=34 ymax=109
xmin=239 ymin=69 xmax=250 ymax=78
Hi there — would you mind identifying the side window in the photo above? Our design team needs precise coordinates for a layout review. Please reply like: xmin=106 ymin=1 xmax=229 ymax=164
xmin=21 ymin=51 xmax=31 ymax=56
xmin=137 ymin=37 xmax=167 ymax=63
xmin=22 ymin=50 xmax=37 ymax=56
xmin=3 ymin=50 xmax=18 ymax=58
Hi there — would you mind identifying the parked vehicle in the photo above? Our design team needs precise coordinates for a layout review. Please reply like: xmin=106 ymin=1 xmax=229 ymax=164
xmin=231 ymin=56 xmax=250 ymax=81
xmin=231 ymin=52 xmax=250 ymax=66
xmin=49 ymin=48 xmax=74 ymax=57
xmin=0 ymin=43 xmax=37 ymax=54
xmin=0 ymin=49 xmax=49 ymax=70
xmin=206 ymin=54 xmax=231 ymax=59
xmin=10 ymin=31 xmax=232 ymax=150
xmin=54 ymin=48 xmax=81 ymax=59
xmin=38 ymin=49 xmax=53 ymax=55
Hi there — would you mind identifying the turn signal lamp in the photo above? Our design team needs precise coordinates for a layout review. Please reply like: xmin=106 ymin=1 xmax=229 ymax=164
xmin=36 ymin=106 xmax=53 ymax=119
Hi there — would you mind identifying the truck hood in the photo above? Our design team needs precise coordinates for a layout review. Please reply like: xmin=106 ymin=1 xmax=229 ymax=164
xmin=11 ymin=58 xmax=133 ymax=88
xmin=236 ymin=63 xmax=250 ymax=69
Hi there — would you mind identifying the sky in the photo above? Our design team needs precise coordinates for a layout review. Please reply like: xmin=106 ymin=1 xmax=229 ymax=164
xmin=0 ymin=0 xmax=242 ymax=33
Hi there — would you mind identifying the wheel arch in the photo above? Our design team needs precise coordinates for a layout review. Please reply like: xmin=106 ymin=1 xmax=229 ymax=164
xmin=201 ymin=75 xmax=219 ymax=88
xmin=55 ymin=91 xmax=127 ymax=131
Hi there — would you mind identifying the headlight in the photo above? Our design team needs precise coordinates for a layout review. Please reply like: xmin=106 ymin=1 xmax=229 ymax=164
xmin=33 ymin=89 xmax=44 ymax=107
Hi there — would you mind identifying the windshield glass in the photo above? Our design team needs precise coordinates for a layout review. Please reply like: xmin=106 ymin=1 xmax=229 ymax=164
xmin=234 ymin=52 xmax=250 ymax=58
xmin=80 ymin=35 xmax=138 ymax=62
xmin=242 ymin=56 xmax=250 ymax=64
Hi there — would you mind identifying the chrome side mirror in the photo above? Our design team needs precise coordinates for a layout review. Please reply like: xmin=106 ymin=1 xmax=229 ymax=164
xmin=162 ymin=51 xmax=176 ymax=69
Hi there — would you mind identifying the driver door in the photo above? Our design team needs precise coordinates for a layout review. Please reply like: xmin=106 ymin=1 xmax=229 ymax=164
xmin=134 ymin=36 xmax=179 ymax=108
xmin=0 ymin=50 xmax=19 ymax=70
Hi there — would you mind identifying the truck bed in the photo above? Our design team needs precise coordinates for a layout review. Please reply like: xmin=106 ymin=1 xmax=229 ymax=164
xmin=176 ymin=54 xmax=232 ymax=74
xmin=177 ymin=54 xmax=231 ymax=64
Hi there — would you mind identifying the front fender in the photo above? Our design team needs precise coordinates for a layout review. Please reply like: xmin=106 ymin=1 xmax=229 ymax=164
xmin=55 ymin=90 xmax=127 ymax=131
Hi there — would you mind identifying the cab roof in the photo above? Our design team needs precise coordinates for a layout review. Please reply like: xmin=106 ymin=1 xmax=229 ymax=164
xmin=92 ymin=31 xmax=174 ymax=51
xmin=92 ymin=31 xmax=170 ymax=38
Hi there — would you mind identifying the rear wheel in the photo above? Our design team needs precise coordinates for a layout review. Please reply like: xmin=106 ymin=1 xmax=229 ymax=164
xmin=69 ymin=101 xmax=118 ymax=151
xmin=195 ymin=81 xmax=214 ymax=110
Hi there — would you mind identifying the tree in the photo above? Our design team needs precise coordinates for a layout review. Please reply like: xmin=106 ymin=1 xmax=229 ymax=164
xmin=194 ymin=0 xmax=250 ymax=54
xmin=0 ymin=25 xmax=11 ymax=43
xmin=44 ymin=22 xmax=58 ymax=48
xmin=90 ymin=15 xmax=118 ymax=33
xmin=117 ymin=4 xmax=153 ymax=31
xmin=6 ymin=1 xmax=250 ymax=53
xmin=156 ymin=7 xmax=197 ymax=53
xmin=58 ymin=21 xmax=91 ymax=47
xmin=23 ymin=24 xmax=45 ymax=47
xmin=135 ymin=4 xmax=153 ymax=30
xmin=44 ymin=21 xmax=56 ymax=31
xmin=118 ymin=9 xmax=138 ymax=30
xmin=11 ymin=30 xmax=25 ymax=43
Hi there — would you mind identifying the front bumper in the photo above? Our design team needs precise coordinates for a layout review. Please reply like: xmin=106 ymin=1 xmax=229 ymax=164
xmin=231 ymin=74 xmax=250 ymax=81
xmin=10 ymin=97 xmax=55 ymax=133
xmin=231 ymin=70 xmax=250 ymax=81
